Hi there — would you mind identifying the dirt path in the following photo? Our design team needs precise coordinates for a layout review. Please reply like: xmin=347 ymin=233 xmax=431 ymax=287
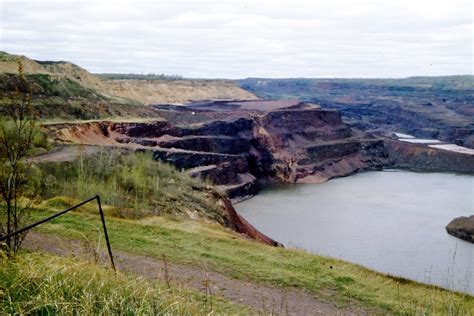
xmin=28 ymin=145 xmax=102 ymax=163
xmin=24 ymin=232 xmax=366 ymax=315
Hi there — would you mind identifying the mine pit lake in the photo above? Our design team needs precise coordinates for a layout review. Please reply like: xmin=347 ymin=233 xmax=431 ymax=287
xmin=235 ymin=170 xmax=474 ymax=294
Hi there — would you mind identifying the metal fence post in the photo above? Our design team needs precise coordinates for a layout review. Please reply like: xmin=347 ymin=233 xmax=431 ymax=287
xmin=96 ymin=195 xmax=116 ymax=271
xmin=0 ymin=195 xmax=116 ymax=271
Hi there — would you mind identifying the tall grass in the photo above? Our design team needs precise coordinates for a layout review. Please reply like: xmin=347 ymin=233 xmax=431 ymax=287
xmin=0 ymin=252 xmax=240 ymax=315
xmin=33 ymin=149 xmax=228 ymax=223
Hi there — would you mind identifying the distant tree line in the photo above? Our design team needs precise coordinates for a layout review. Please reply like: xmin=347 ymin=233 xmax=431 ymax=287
xmin=97 ymin=73 xmax=184 ymax=81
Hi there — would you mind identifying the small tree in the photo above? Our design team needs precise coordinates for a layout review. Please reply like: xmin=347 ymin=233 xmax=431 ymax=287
xmin=0 ymin=61 xmax=38 ymax=256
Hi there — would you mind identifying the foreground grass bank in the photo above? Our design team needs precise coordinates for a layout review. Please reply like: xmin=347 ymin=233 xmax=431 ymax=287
xmin=0 ymin=252 xmax=246 ymax=315
xmin=30 ymin=208 xmax=474 ymax=315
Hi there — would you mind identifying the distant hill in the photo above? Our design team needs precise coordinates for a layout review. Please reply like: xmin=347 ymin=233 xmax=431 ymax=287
xmin=0 ymin=51 xmax=107 ymax=92
xmin=0 ymin=51 xmax=257 ymax=106
xmin=239 ymin=77 xmax=474 ymax=148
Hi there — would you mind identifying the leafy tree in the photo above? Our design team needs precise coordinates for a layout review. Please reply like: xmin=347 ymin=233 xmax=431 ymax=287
xmin=0 ymin=61 xmax=38 ymax=256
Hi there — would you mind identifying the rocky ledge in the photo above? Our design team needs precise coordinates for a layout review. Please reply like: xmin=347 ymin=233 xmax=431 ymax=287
xmin=384 ymin=138 xmax=474 ymax=174
xmin=446 ymin=215 xmax=474 ymax=243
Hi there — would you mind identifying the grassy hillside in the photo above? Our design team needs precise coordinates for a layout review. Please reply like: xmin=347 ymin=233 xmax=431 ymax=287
xmin=28 ymin=209 xmax=474 ymax=315
xmin=32 ymin=149 xmax=230 ymax=224
xmin=0 ymin=252 xmax=244 ymax=314
xmin=0 ymin=73 xmax=102 ymax=99
xmin=0 ymin=65 xmax=153 ymax=120
xmin=0 ymin=51 xmax=49 ymax=74
xmin=0 ymin=51 xmax=257 ymax=116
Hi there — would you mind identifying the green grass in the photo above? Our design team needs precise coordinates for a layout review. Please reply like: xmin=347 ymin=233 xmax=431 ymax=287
xmin=0 ymin=51 xmax=16 ymax=62
xmin=28 ymin=209 xmax=474 ymax=315
xmin=0 ymin=251 xmax=247 ymax=315
xmin=0 ymin=73 xmax=102 ymax=100
xmin=0 ymin=72 xmax=152 ymax=120
xmin=28 ymin=97 xmax=150 ymax=120
xmin=33 ymin=150 xmax=229 ymax=224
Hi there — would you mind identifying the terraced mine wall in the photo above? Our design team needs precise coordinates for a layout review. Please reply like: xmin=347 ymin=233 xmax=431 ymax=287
xmin=47 ymin=113 xmax=474 ymax=198
xmin=238 ymin=77 xmax=474 ymax=149
xmin=46 ymin=103 xmax=390 ymax=200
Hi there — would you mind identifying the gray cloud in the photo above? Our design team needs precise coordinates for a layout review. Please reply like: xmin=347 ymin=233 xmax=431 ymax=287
xmin=0 ymin=0 xmax=472 ymax=78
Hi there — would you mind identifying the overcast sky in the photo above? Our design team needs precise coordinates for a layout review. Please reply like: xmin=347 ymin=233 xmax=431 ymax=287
xmin=0 ymin=0 xmax=472 ymax=78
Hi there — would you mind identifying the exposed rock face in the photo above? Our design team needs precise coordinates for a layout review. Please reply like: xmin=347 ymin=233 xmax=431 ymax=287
xmin=45 ymin=100 xmax=390 ymax=200
xmin=111 ymin=121 xmax=177 ymax=137
xmin=250 ymin=108 xmax=387 ymax=183
xmin=385 ymin=139 xmax=474 ymax=173
xmin=152 ymin=102 xmax=389 ymax=192
xmin=158 ymin=136 xmax=250 ymax=154
xmin=153 ymin=150 xmax=248 ymax=173
xmin=446 ymin=216 xmax=474 ymax=243
xmin=216 ymin=192 xmax=283 ymax=246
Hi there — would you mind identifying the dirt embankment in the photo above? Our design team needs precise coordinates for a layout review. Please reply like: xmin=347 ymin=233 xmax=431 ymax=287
xmin=96 ymin=79 xmax=258 ymax=105
xmin=0 ymin=52 xmax=257 ymax=105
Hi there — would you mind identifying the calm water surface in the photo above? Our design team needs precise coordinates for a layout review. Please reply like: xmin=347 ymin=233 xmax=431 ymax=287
xmin=235 ymin=170 xmax=474 ymax=294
